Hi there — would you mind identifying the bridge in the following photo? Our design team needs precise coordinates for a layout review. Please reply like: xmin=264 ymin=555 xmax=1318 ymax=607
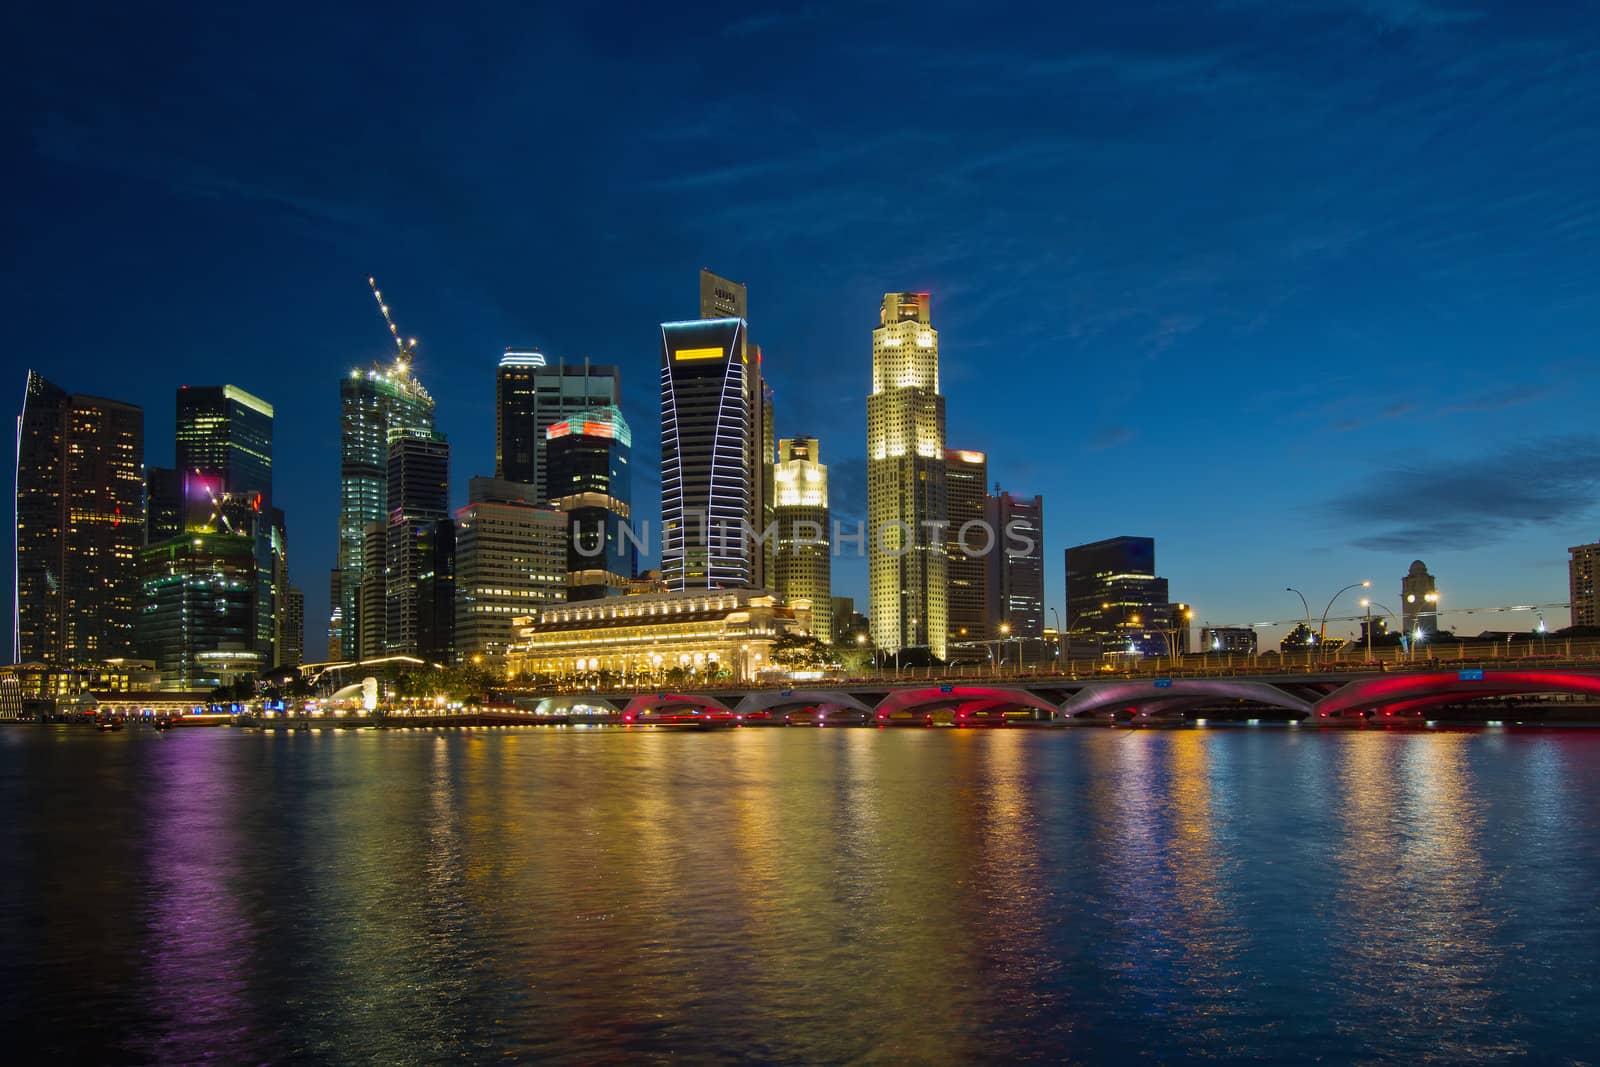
xmin=481 ymin=666 xmax=1600 ymax=727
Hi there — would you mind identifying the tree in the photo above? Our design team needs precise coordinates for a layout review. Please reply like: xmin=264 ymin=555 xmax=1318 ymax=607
xmin=769 ymin=632 xmax=830 ymax=670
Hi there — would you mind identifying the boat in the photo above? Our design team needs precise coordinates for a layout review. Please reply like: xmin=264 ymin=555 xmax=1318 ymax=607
xmin=158 ymin=713 xmax=232 ymax=728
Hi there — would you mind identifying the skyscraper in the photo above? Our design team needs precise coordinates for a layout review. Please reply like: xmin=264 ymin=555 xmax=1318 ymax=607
xmin=1065 ymin=536 xmax=1171 ymax=658
xmin=772 ymin=437 xmax=831 ymax=643
xmin=137 ymin=532 xmax=260 ymax=689
xmin=13 ymin=371 xmax=144 ymax=664
xmin=173 ymin=385 xmax=279 ymax=662
xmin=1570 ymin=542 xmax=1600 ymax=628
xmin=494 ymin=350 xmax=621 ymax=502
xmin=660 ymin=317 xmax=757 ymax=590
xmin=699 ymin=268 xmax=770 ymax=589
xmin=867 ymin=292 xmax=948 ymax=659
xmin=176 ymin=385 xmax=273 ymax=501
xmin=384 ymin=435 xmax=451 ymax=659
xmin=144 ymin=466 xmax=184 ymax=544
xmin=944 ymin=449 xmax=989 ymax=647
xmin=335 ymin=359 xmax=436 ymax=659
xmin=547 ymin=405 xmax=635 ymax=600
xmin=282 ymin=586 xmax=305 ymax=668
xmin=453 ymin=477 xmax=568 ymax=666
xmin=987 ymin=490 xmax=1045 ymax=644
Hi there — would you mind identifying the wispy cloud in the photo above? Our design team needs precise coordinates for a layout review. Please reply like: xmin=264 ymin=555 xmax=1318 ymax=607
xmin=1223 ymin=0 xmax=1486 ymax=29
xmin=1328 ymin=434 xmax=1600 ymax=550
xmin=1088 ymin=425 xmax=1137 ymax=452
xmin=1319 ymin=385 xmax=1548 ymax=433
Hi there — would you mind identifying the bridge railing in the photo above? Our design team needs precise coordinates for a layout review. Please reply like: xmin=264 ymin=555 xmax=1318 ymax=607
xmin=497 ymin=639 xmax=1600 ymax=696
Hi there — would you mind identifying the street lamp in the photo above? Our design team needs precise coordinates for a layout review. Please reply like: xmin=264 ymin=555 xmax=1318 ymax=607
xmin=1320 ymin=582 xmax=1370 ymax=651
xmin=1161 ymin=606 xmax=1194 ymax=665
xmin=998 ymin=621 xmax=1012 ymax=676
xmin=1048 ymin=608 xmax=1063 ymax=673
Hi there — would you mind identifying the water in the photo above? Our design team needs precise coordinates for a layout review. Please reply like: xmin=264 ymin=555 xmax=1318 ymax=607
xmin=2 ymin=726 xmax=1597 ymax=1064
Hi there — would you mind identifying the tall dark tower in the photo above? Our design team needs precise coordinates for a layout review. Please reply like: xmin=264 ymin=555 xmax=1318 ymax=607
xmin=13 ymin=371 xmax=144 ymax=664
xmin=384 ymin=435 xmax=451 ymax=659
xmin=547 ymin=405 xmax=635 ymax=600
xmin=494 ymin=349 xmax=620 ymax=502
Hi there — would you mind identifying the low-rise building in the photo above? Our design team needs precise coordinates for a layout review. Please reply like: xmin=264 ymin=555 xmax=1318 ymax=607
xmin=506 ymin=588 xmax=798 ymax=684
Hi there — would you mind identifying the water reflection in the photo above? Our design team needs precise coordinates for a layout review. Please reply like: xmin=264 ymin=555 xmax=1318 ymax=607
xmin=1328 ymin=734 xmax=1511 ymax=1062
xmin=3 ymin=727 xmax=1600 ymax=1063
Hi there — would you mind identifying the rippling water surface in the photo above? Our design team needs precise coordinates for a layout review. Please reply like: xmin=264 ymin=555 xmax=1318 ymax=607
xmin=2 ymin=726 xmax=1597 ymax=1063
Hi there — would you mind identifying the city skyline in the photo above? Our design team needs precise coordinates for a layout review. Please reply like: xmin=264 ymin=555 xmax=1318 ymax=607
xmin=9 ymin=2 xmax=1600 ymax=649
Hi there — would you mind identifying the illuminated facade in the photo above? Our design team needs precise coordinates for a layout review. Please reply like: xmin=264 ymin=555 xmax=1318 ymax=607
xmin=453 ymin=479 xmax=568 ymax=665
xmin=174 ymin=384 xmax=281 ymax=664
xmin=136 ymin=532 xmax=262 ymax=689
xmin=944 ymin=449 xmax=989 ymax=646
xmin=495 ymin=350 xmax=621 ymax=502
xmin=1065 ymin=536 xmax=1171 ymax=657
xmin=772 ymin=437 xmax=831 ymax=643
xmin=1571 ymin=542 xmax=1600 ymax=628
xmin=987 ymin=490 xmax=1045 ymax=640
xmin=1200 ymin=626 xmax=1258 ymax=655
xmin=700 ymin=270 xmax=773 ymax=590
xmin=335 ymin=360 xmax=436 ymax=659
xmin=867 ymin=293 xmax=947 ymax=658
xmin=547 ymin=405 xmax=634 ymax=600
xmin=506 ymin=589 xmax=797 ymax=683
xmin=13 ymin=371 xmax=145 ymax=664
xmin=1401 ymin=560 xmax=1440 ymax=638
xmin=660 ymin=317 xmax=757 ymax=590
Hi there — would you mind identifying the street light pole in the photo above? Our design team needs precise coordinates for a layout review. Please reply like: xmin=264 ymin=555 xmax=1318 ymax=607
xmin=1319 ymin=581 xmax=1370 ymax=650
xmin=1286 ymin=587 xmax=1313 ymax=667
xmin=1048 ymin=608 xmax=1063 ymax=674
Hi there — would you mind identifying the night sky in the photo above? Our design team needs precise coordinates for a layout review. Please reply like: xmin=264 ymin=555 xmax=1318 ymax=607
xmin=8 ymin=1 xmax=1599 ymax=647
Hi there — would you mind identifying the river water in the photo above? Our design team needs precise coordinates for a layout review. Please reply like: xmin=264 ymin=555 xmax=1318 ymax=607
xmin=2 ymin=725 xmax=1596 ymax=1064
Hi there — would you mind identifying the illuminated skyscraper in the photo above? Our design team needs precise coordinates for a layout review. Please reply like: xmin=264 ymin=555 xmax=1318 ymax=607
xmin=772 ymin=437 xmax=831 ymax=643
xmin=136 ymin=532 xmax=260 ymax=690
xmin=453 ymin=478 xmax=568 ymax=665
xmin=1065 ymin=536 xmax=1170 ymax=658
xmin=494 ymin=350 xmax=620 ymax=502
xmin=943 ymin=449 xmax=989 ymax=647
xmin=697 ymin=268 xmax=770 ymax=588
xmin=547 ymin=405 xmax=634 ymax=600
xmin=660 ymin=317 xmax=757 ymax=590
xmin=867 ymin=293 xmax=947 ymax=659
xmin=334 ymin=360 xmax=436 ymax=659
xmin=176 ymin=385 xmax=272 ymax=501
xmin=174 ymin=384 xmax=279 ymax=663
xmin=13 ymin=371 xmax=144 ymax=664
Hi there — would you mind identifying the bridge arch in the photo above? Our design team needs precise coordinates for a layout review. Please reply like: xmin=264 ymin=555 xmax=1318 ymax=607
xmin=733 ymin=690 xmax=875 ymax=722
xmin=1314 ymin=670 xmax=1600 ymax=720
xmin=873 ymin=685 xmax=1059 ymax=725
xmin=618 ymin=692 xmax=736 ymax=723
xmin=1058 ymin=680 xmax=1314 ymax=722
xmin=525 ymin=695 xmax=622 ymax=717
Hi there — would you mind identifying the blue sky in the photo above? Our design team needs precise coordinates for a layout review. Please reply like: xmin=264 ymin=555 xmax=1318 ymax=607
xmin=7 ymin=0 xmax=1598 ymax=647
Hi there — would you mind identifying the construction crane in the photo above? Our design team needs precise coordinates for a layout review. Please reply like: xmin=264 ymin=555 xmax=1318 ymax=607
xmin=368 ymin=276 xmax=418 ymax=368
